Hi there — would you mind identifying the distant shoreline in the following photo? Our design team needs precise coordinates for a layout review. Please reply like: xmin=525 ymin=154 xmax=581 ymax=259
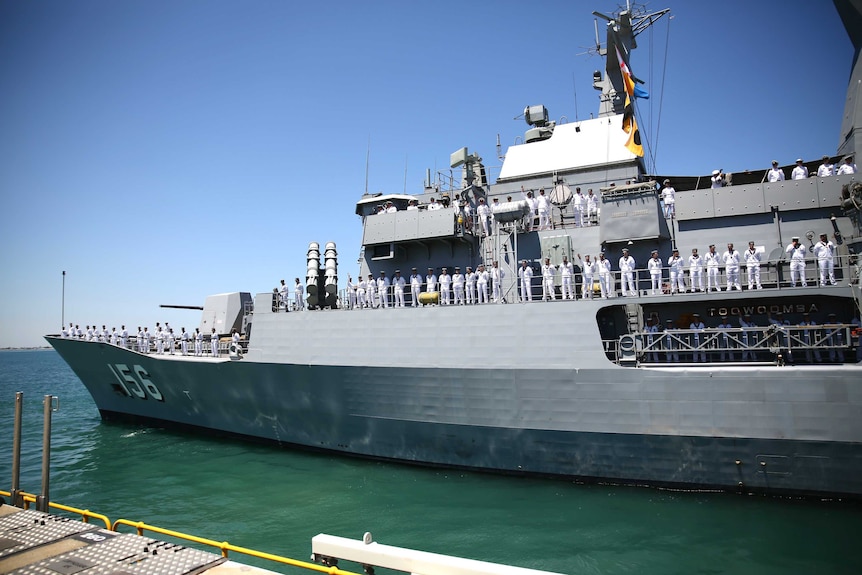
xmin=0 ymin=347 xmax=52 ymax=352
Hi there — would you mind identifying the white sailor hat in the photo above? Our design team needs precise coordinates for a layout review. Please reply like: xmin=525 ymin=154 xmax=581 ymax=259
xmin=792 ymin=236 xmax=800 ymax=241
xmin=712 ymin=169 xmax=720 ymax=175
xmin=796 ymin=158 xmax=803 ymax=163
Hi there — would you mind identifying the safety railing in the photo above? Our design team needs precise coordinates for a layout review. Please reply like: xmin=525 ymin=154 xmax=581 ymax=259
xmin=0 ymin=489 xmax=110 ymax=529
xmin=612 ymin=324 xmax=856 ymax=365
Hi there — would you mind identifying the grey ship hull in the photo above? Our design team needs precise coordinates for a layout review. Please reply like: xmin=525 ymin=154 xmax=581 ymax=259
xmin=46 ymin=295 xmax=862 ymax=498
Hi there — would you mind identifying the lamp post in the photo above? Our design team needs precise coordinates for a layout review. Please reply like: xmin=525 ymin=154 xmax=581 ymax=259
xmin=61 ymin=271 xmax=66 ymax=328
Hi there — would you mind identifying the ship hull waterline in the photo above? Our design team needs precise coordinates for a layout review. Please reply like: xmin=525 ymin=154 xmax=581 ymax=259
xmin=45 ymin=335 xmax=862 ymax=499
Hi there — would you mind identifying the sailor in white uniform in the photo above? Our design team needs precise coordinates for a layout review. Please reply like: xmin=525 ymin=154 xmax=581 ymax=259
xmin=142 ymin=327 xmax=150 ymax=353
xmin=668 ymin=249 xmax=686 ymax=293
xmin=813 ymin=233 xmax=836 ymax=286
xmin=577 ymin=254 xmax=595 ymax=299
xmin=452 ymin=267 xmax=465 ymax=305
xmin=409 ymin=268 xmax=422 ymax=307
xmin=392 ymin=270 xmax=406 ymax=307
xmin=722 ymin=243 xmax=741 ymax=291
xmin=166 ymin=329 xmax=175 ymax=355
xmin=660 ymin=180 xmax=675 ymax=218
xmin=210 ymin=328 xmax=219 ymax=357
xmin=425 ymin=268 xmax=437 ymax=294
xmin=791 ymin=159 xmax=809 ymax=180
xmin=365 ymin=274 xmax=377 ymax=308
xmin=688 ymin=248 xmax=704 ymax=292
xmin=346 ymin=276 xmax=356 ymax=310
xmin=294 ymin=278 xmax=305 ymax=311
xmin=377 ymin=271 xmax=390 ymax=309
xmin=837 ymin=156 xmax=857 ymax=175
xmin=491 ymin=261 xmax=504 ymax=303
xmin=817 ymin=156 xmax=834 ymax=177
xmin=618 ymin=248 xmax=637 ymax=296
xmin=597 ymin=253 xmax=612 ymax=299
xmin=438 ymin=268 xmax=451 ymax=305
xmin=194 ymin=328 xmax=203 ymax=356
xmin=785 ymin=237 xmax=808 ymax=287
xmin=180 ymin=327 xmax=189 ymax=355
xmin=465 ymin=266 xmax=476 ymax=305
xmin=109 ymin=327 xmax=118 ymax=346
xmin=279 ymin=279 xmax=289 ymax=311
xmin=523 ymin=189 xmax=536 ymax=232
xmin=766 ymin=160 xmax=785 ymax=182
xmin=704 ymin=244 xmax=721 ymax=292
xmin=356 ymin=276 xmax=367 ymax=309
xmin=518 ymin=260 xmax=533 ymax=302
xmin=744 ymin=241 xmax=763 ymax=290
xmin=586 ymin=189 xmax=598 ymax=225
xmin=476 ymin=198 xmax=491 ymax=236
xmin=647 ymin=251 xmax=662 ymax=295
xmin=536 ymin=189 xmax=550 ymax=230
xmin=541 ymin=258 xmax=556 ymax=301
xmin=559 ymin=256 xmax=575 ymax=300
xmin=120 ymin=325 xmax=128 ymax=348
xmin=476 ymin=264 xmax=489 ymax=304
xmin=572 ymin=188 xmax=585 ymax=227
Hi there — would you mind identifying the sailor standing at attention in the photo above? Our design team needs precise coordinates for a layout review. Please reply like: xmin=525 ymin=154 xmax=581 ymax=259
xmin=559 ymin=256 xmax=575 ymax=300
xmin=294 ymin=278 xmax=305 ymax=311
xmin=409 ymin=268 xmax=422 ymax=307
xmin=586 ymin=189 xmax=598 ymax=225
xmin=452 ymin=267 xmax=465 ymax=305
xmin=668 ymin=249 xmax=686 ymax=293
xmin=660 ymin=179 xmax=675 ymax=218
xmin=618 ymin=248 xmax=637 ymax=296
xmin=597 ymin=253 xmax=612 ymax=299
xmin=346 ymin=276 xmax=356 ymax=310
xmin=279 ymin=279 xmax=290 ymax=311
xmin=438 ymin=268 xmax=451 ymax=305
xmin=837 ymin=155 xmax=857 ymax=175
xmin=785 ymin=236 xmax=808 ymax=287
xmin=166 ymin=328 xmax=176 ymax=355
xmin=522 ymin=189 xmax=536 ymax=231
xmin=194 ymin=328 xmax=203 ymax=356
xmin=465 ymin=266 xmax=476 ymax=305
xmin=722 ymin=243 xmax=742 ymax=291
xmin=744 ymin=241 xmax=763 ymax=290
xmin=476 ymin=264 xmax=489 ymax=304
xmin=813 ymin=233 xmax=837 ymax=286
xmin=817 ymin=155 xmax=834 ymax=177
xmin=577 ymin=254 xmax=595 ymax=299
xmin=491 ymin=261 xmax=505 ymax=303
xmin=180 ymin=327 xmax=189 ymax=355
xmin=572 ymin=188 xmax=585 ymax=227
xmin=136 ymin=326 xmax=144 ymax=351
xmin=791 ymin=158 xmax=809 ymax=179
xmin=704 ymin=244 xmax=721 ymax=292
xmin=110 ymin=327 xmax=118 ymax=346
xmin=476 ymin=198 xmax=491 ymax=236
xmin=120 ymin=325 xmax=128 ymax=348
xmin=142 ymin=327 xmax=150 ymax=353
xmin=356 ymin=276 xmax=367 ymax=309
xmin=392 ymin=270 xmax=406 ymax=307
xmin=766 ymin=160 xmax=785 ymax=182
xmin=647 ymin=251 xmax=662 ymax=295
xmin=210 ymin=328 xmax=219 ymax=357
xmin=518 ymin=260 xmax=533 ymax=302
xmin=536 ymin=188 xmax=551 ymax=230
xmin=425 ymin=267 xmax=437 ymax=294
xmin=541 ymin=258 xmax=556 ymax=301
xmin=365 ymin=273 xmax=377 ymax=308
xmin=377 ymin=270 xmax=390 ymax=309
xmin=688 ymin=248 xmax=704 ymax=292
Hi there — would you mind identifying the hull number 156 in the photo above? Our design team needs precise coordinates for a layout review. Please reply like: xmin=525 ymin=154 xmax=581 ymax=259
xmin=108 ymin=364 xmax=164 ymax=401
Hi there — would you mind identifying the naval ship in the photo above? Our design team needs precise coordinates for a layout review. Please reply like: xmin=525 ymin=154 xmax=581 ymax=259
xmin=46 ymin=2 xmax=862 ymax=498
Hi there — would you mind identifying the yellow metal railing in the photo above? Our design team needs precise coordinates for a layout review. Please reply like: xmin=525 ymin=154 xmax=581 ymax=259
xmin=112 ymin=518 xmax=358 ymax=574
xmin=0 ymin=490 xmax=111 ymax=529
xmin=0 ymin=490 xmax=359 ymax=575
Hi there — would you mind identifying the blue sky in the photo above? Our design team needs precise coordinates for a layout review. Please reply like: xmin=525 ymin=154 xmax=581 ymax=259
xmin=0 ymin=0 xmax=853 ymax=347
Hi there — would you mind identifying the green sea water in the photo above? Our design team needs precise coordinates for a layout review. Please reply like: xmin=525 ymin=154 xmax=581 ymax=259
xmin=1 ymin=349 xmax=860 ymax=575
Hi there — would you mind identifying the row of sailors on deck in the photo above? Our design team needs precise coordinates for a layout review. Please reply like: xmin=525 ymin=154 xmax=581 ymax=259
xmin=764 ymin=155 xmax=856 ymax=183
xmin=60 ymin=322 xmax=239 ymax=357
xmin=374 ymin=187 xmax=601 ymax=233
xmin=642 ymin=311 xmax=861 ymax=364
xmin=344 ymin=234 xmax=838 ymax=308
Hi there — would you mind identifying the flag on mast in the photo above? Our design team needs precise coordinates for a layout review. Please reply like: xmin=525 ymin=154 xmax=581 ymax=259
xmin=615 ymin=46 xmax=643 ymax=157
